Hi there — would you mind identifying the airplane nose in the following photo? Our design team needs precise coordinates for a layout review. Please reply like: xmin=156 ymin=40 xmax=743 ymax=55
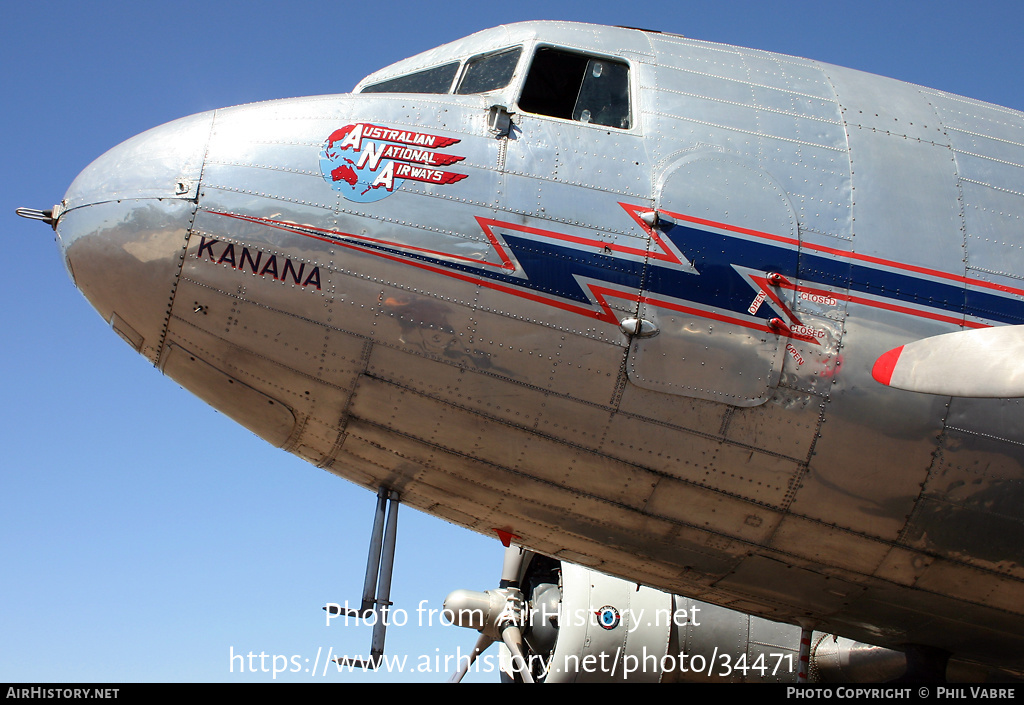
xmin=55 ymin=111 xmax=214 ymax=363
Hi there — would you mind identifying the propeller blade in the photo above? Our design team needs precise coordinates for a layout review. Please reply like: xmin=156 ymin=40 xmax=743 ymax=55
xmin=501 ymin=624 xmax=535 ymax=683
xmin=449 ymin=632 xmax=495 ymax=683
xmin=446 ymin=541 xmax=535 ymax=682
xmin=873 ymin=325 xmax=1024 ymax=397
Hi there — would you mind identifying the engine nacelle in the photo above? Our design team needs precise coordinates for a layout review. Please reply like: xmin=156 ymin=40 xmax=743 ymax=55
xmin=448 ymin=550 xmax=1020 ymax=682
xmin=538 ymin=562 xmax=677 ymax=683
xmin=519 ymin=557 xmax=802 ymax=683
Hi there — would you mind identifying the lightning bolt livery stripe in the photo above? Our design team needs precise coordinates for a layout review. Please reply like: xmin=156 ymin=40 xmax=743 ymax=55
xmin=207 ymin=204 xmax=1024 ymax=336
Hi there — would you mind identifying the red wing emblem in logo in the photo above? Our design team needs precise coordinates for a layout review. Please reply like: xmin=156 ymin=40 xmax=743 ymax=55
xmin=319 ymin=123 xmax=468 ymax=203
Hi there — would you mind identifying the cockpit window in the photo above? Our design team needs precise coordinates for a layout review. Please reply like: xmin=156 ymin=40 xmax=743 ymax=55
xmin=455 ymin=47 xmax=521 ymax=95
xmin=361 ymin=61 xmax=460 ymax=94
xmin=519 ymin=48 xmax=631 ymax=129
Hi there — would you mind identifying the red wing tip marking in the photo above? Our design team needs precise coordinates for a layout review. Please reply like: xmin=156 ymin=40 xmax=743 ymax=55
xmin=871 ymin=345 xmax=904 ymax=386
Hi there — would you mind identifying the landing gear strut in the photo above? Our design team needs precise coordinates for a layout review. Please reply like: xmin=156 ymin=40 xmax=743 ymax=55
xmin=324 ymin=486 xmax=400 ymax=669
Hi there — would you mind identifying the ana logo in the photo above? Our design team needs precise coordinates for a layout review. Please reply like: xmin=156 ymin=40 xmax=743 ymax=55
xmin=319 ymin=123 xmax=468 ymax=203
xmin=595 ymin=606 xmax=620 ymax=630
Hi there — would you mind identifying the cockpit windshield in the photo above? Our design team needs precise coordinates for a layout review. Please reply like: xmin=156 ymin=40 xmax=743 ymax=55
xmin=455 ymin=47 xmax=521 ymax=95
xmin=358 ymin=43 xmax=631 ymax=130
xmin=360 ymin=47 xmax=521 ymax=96
xmin=360 ymin=61 xmax=461 ymax=94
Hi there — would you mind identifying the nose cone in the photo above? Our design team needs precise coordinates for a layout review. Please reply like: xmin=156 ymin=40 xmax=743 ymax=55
xmin=56 ymin=111 xmax=214 ymax=362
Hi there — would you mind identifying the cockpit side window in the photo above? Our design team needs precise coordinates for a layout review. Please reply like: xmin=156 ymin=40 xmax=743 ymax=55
xmin=455 ymin=47 xmax=522 ymax=95
xmin=519 ymin=48 xmax=631 ymax=129
xmin=361 ymin=61 xmax=461 ymax=94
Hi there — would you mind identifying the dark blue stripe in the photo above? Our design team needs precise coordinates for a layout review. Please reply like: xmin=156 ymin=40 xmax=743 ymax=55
xmin=334 ymin=220 xmax=1024 ymax=326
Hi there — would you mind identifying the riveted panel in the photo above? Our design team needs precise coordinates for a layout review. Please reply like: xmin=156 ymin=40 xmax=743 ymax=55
xmin=161 ymin=343 xmax=295 ymax=447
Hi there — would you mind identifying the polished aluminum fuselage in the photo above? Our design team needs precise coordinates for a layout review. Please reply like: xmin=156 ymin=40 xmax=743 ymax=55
xmin=54 ymin=22 xmax=1024 ymax=669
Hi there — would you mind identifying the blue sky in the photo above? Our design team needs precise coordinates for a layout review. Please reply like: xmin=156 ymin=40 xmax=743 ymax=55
xmin=4 ymin=0 xmax=1024 ymax=684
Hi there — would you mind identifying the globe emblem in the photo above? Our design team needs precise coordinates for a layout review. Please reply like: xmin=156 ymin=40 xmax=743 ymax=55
xmin=319 ymin=125 xmax=404 ymax=203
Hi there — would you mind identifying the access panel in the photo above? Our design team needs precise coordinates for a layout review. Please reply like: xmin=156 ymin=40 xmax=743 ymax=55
xmin=627 ymin=155 xmax=799 ymax=406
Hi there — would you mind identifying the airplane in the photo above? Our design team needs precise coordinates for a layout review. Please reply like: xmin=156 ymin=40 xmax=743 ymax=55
xmin=17 ymin=19 xmax=1024 ymax=682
